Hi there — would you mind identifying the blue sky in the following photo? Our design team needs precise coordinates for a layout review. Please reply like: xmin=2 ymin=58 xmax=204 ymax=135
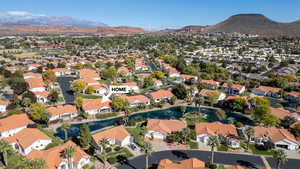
xmin=0 ymin=0 xmax=300 ymax=29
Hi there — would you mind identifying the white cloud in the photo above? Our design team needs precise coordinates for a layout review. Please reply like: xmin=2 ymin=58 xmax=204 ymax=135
xmin=2 ymin=11 xmax=47 ymax=17
xmin=7 ymin=11 xmax=32 ymax=16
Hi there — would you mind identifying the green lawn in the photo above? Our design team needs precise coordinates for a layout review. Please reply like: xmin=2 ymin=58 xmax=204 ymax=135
xmin=184 ymin=112 xmax=208 ymax=128
xmin=188 ymin=141 xmax=198 ymax=149
xmin=126 ymin=127 xmax=146 ymax=147
xmin=37 ymin=125 xmax=63 ymax=149
xmin=249 ymin=144 xmax=274 ymax=155
xmin=217 ymin=144 xmax=228 ymax=152
xmin=107 ymin=148 xmax=133 ymax=164
xmin=78 ymin=93 xmax=102 ymax=99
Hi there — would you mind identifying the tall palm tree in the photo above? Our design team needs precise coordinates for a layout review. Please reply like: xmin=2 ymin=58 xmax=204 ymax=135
xmin=194 ymin=97 xmax=204 ymax=113
xmin=207 ymin=136 xmax=220 ymax=164
xmin=61 ymin=122 xmax=71 ymax=141
xmin=99 ymin=138 xmax=110 ymax=169
xmin=123 ymin=108 xmax=130 ymax=126
xmin=182 ymin=128 xmax=190 ymax=144
xmin=0 ymin=140 xmax=11 ymax=166
xmin=62 ymin=146 xmax=76 ymax=169
xmin=141 ymin=142 xmax=153 ymax=169
xmin=273 ymin=149 xmax=288 ymax=169
xmin=245 ymin=127 xmax=255 ymax=150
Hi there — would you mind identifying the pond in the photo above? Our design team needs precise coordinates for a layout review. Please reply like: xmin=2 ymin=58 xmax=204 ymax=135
xmin=56 ymin=106 xmax=254 ymax=140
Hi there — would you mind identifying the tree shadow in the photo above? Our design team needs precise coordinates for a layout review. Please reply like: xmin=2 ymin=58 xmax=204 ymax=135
xmin=236 ymin=160 xmax=258 ymax=169
xmin=116 ymin=155 xmax=138 ymax=169
xmin=171 ymin=150 xmax=188 ymax=159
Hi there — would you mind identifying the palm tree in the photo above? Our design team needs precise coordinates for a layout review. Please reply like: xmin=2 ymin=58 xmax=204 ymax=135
xmin=207 ymin=136 xmax=220 ymax=164
xmin=0 ymin=140 xmax=11 ymax=166
xmin=61 ymin=122 xmax=71 ymax=141
xmin=99 ymin=138 xmax=110 ymax=169
xmin=141 ymin=142 xmax=153 ymax=169
xmin=194 ymin=97 xmax=204 ymax=113
xmin=273 ymin=149 xmax=288 ymax=169
xmin=182 ymin=128 xmax=190 ymax=144
xmin=123 ymin=108 xmax=130 ymax=126
xmin=245 ymin=127 xmax=255 ymax=150
xmin=62 ymin=146 xmax=76 ymax=169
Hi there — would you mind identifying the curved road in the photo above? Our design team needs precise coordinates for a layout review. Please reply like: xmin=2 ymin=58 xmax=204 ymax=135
xmin=116 ymin=150 xmax=300 ymax=169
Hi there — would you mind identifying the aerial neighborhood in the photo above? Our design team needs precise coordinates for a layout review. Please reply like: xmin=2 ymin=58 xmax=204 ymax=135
xmin=0 ymin=10 xmax=299 ymax=169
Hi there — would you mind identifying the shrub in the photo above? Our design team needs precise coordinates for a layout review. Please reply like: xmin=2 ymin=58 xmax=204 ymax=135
xmin=114 ymin=146 xmax=122 ymax=151
xmin=105 ymin=147 xmax=112 ymax=153
xmin=95 ymin=112 xmax=118 ymax=119
xmin=107 ymin=157 xmax=117 ymax=164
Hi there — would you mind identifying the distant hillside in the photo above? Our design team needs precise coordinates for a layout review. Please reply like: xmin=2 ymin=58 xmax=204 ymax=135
xmin=0 ymin=25 xmax=145 ymax=35
xmin=0 ymin=12 xmax=106 ymax=27
xmin=205 ymin=14 xmax=300 ymax=37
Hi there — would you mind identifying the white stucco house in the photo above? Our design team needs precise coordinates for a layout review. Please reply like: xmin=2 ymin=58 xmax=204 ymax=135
xmin=4 ymin=128 xmax=52 ymax=155
xmin=195 ymin=122 xmax=240 ymax=148
xmin=146 ymin=119 xmax=187 ymax=140
xmin=92 ymin=125 xmax=133 ymax=152
xmin=0 ymin=114 xmax=33 ymax=139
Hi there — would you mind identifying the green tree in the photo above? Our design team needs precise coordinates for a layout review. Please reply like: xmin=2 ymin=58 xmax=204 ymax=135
xmin=7 ymin=108 xmax=23 ymax=116
xmin=143 ymin=76 xmax=154 ymax=88
xmin=70 ymin=79 xmax=87 ymax=93
xmin=273 ymin=149 xmax=288 ymax=169
xmin=250 ymin=105 xmax=270 ymax=121
xmin=152 ymin=71 xmax=164 ymax=80
xmin=251 ymin=97 xmax=270 ymax=107
xmin=112 ymin=97 xmax=129 ymax=112
xmin=261 ymin=114 xmax=280 ymax=127
xmin=48 ymin=89 xmax=60 ymax=103
xmin=42 ymin=69 xmax=56 ymax=85
xmin=29 ymin=103 xmax=51 ymax=124
xmin=99 ymin=138 xmax=110 ymax=169
xmin=208 ymin=91 xmax=220 ymax=106
xmin=102 ymin=66 xmax=117 ymax=80
xmin=8 ymin=77 xmax=28 ymax=95
xmin=172 ymin=83 xmax=188 ymax=100
xmin=86 ymin=85 xmax=95 ymax=94
xmin=292 ymin=123 xmax=300 ymax=138
xmin=225 ymin=98 xmax=248 ymax=112
xmin=207 ymin=136 xmax=220 ymax=164
xmin=20 ymin=158 xmax=48 ymax=169
xmin=62 ymin=146 xmax=76 ymax=169
xmin=141 ymin=142 xmax=153 ymax=169
xmin=61 ymin=122 xmax=71 ymax=141
xmin=74 ymin=97 xmax=83 ymax=109
xmin=79 ymin=123 xmax=92 ymax=149
xmin=0 ymin=140 xmax=11 ymax=166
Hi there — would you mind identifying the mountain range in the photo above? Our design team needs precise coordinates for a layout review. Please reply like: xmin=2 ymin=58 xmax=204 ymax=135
xmin=204 ymin=14 xmax=300 ymax=37
xmin=0 ymin=12 xmax=106 ymax=27
xmin=0 ymin=13 xmax=300 ymax=36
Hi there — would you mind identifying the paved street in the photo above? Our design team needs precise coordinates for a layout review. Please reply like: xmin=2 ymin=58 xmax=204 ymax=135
xmin=116 ymin=150 xmax=300 ymax=169
xmin=57 ymin=77 xmax=76 ymax=104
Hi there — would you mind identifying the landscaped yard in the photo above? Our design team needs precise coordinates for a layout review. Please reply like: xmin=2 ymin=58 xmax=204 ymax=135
xmin=217 ymin=144 xmax=228 ymax=152
xmin=107 ymin=147 xmax=133 ymax=164
xmin=184 ymin=112 xmax=208 ymax=128
xmin=78 ymin=93 xmax=102 ymax=99
xmin=188 ymin=141 xmax=199 ymax=149
xmin=248 ymin=144 xmax=274 ymax=155
xmin=126 ymin=127 xmax=146 ymax=147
